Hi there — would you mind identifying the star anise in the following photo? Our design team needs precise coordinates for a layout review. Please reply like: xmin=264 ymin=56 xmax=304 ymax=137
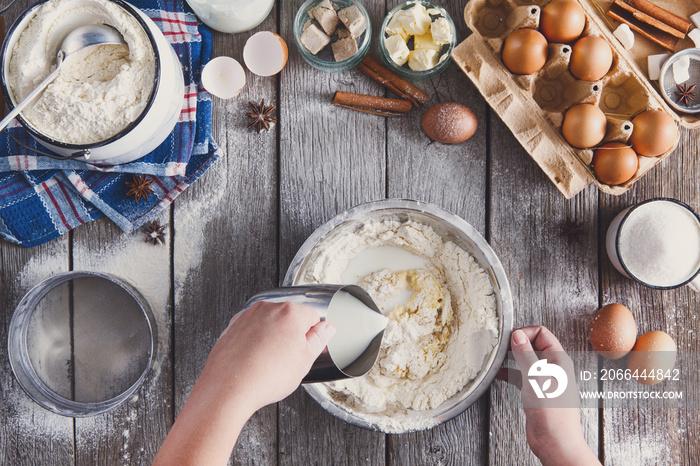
xmin=674 ymin=83 xmax=696 ymax=107
xmin=125 ymin=175 xmax=155 ymax=202
xmin=559 ymin=218 xmax=586 ymax=244
xmin=143 ymin=220 xmax=167 ymax=245
xmin=246 ymin=99 xmax=277 ymax=133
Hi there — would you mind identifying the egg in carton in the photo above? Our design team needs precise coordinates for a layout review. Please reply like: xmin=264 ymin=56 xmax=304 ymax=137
xmin=453 ymin=0 xmax=682 ymax=198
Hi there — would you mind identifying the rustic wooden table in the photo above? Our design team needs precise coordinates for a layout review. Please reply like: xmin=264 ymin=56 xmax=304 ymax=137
xmin=1 ymin=0 xmax=698 ymax=464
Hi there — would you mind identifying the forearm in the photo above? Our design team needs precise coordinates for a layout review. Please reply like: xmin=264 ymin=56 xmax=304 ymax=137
xmin=153 ymin=375 xmax=254 ymax=466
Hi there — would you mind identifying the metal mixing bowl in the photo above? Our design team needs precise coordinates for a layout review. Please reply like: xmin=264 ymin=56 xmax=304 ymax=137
xmin=283 ymin=199 xmax=513 ymax=433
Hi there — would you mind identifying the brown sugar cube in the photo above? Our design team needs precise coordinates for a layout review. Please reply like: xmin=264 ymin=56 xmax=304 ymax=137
xmin=300 ymin=23 xmax=331 ymax=55
xmin=336 ymin=27 xmax=352 ymax=39
xmin=332 ymin=36 xmax=358 ymax=61
xmin=338 ymin=5 xmax=366 ymax=37
xmin=310 ymin=0 xmax=339 ymax=36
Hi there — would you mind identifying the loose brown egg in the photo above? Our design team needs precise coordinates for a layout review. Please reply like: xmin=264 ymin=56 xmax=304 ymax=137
xmin=421 ymin=103 xmax=478 ymax=144
xmin=628 ymin=331 xmax=677 ymax=385
xmin=540 ymin=0 xmax=586 ymax=43
xmin=592 ymin=142 xmax=639 ymax=186
xmin=502 ymin=28 xmax=548 ymax=75
xmin=590 ymin=303 xmax=637 ymax=359
xmin=629 ymin=109 xmax=679 ymax=157
xmin=562 ymin=103 xmax=607 ymax=148
xmin=570 ymin=36 xmax=613 ymax=81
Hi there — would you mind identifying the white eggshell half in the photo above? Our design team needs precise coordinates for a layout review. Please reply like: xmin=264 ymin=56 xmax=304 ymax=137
xmin=243 ymin=31 xmax=289 ymax=77
xmin=201 ymin=56 xmax=246 ymax=99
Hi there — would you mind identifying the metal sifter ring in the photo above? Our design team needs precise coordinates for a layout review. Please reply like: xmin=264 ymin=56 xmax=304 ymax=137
xmin=8 ymin=271 xmax=157 ymax=417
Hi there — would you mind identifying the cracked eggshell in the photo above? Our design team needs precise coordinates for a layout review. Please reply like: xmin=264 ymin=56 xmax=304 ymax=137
xmin=201 ymin=57 xmax=246 ymax=99
xmin=244 ymin=31 xmax=289 ymax=77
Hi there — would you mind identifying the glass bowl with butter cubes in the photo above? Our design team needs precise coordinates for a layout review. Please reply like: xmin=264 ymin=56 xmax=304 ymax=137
xmin=294 ymin=0 xmax=371 ymax=72
xmin=379 ymin=1 xmax=457 ymax=81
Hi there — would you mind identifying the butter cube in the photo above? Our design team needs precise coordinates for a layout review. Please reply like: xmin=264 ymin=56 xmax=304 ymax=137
xmin=310 ymin=0 xmax=339 ymax=36
xmin=386 ymin=34 xmax=410 ymax=66
xmin=385 ymin=13 xmax=410 ymax=42
xmin=414 ymin=32 xmax=441 ymax=52
xmin=408 ymin=49 xmax=439 ymax=71
xmin=613 ymin=24 xmax=634 ymax=50
xmin=430 ymin=17 xmax=452 ymax=45
xmin=338 ymin=5 xmax=367 ymax=37
xmin=300 ymin=23 xmax=331 ymax=55
xmin=673 ymin=56 xmax=690 ymax=84
xmin=647 ymin=53 xmax=670 ymax=80
xmin=332 ymin=36 xmax=358 ymax=61
xmin=689 ymin=28 xmax=700 ymax=48
xmin=397 ymin=4 xmax=431 ymax=36
xmin=691 ymin=11 xmax=700 ymax=29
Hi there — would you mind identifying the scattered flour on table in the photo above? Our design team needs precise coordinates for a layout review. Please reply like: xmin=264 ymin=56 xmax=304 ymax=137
xmin=298 ymin=219 xmax=499 ymax=432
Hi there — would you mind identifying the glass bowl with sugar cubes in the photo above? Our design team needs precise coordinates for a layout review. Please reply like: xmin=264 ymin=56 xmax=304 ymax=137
xmin=378 ymin=1 xmax=457 ymax=81
xmin=294 ymin=0 xmax=371 ymax=72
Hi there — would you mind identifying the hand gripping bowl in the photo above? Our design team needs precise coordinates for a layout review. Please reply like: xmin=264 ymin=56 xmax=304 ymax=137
xmin=0 ymin=0 xmax=184 ymax=165
xmin=283 ymin=199 xmax=514 ymax=433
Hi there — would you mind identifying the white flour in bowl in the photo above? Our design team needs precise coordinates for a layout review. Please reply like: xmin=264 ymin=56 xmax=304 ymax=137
xmin=298 ymin=219 xmax=499 ymax=432
xmin=7 ymin=0 xmax=156 ymax=144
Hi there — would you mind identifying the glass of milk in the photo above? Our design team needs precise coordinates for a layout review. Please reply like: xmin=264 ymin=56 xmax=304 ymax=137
xmin=606 ymin=198 xmax=700 ymax=290
xmin=243 ymin=284 xmax=388 ymax=382
xmin=185 ymin=0 xmax=275 ymax=33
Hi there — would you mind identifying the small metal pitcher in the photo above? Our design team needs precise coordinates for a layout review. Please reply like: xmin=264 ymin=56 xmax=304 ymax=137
xmin=244 ymin=285 xmax=386 ymax=383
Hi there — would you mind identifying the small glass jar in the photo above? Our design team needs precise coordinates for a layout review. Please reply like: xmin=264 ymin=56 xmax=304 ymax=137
xmin=293 ymin=0 xmax=371 ymax=73
xmin=378 ymin=1 xmax=457 ymax=81
xmin=185 ymin=0 xmax=275 ymax=34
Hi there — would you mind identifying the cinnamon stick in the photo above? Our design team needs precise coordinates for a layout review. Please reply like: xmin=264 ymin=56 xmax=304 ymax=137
xmin=613 ymin=0 xmax=684 ymax=39
xmin=607 ymin=2 xmax=677 ymax=51
xmin=357 ymin=55 xmax=429 ymax=107
xmin=628 ymin=0 xmax=692 ymax=35
xmin=331 ymin=91 xmax=412 ymax=117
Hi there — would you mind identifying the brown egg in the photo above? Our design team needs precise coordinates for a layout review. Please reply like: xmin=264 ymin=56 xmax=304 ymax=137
xmin=629 ymin=109 xmax=679 ymax=157
xmin=502 ymin=28 xmax=548 ymax=75
xmin=592 ymin=142 xmax=639 ymax=186
xmin=590 ymin=303 xmax=637 ymax=359
xmin=562 ymin=104 xmax=607 ymax=148
xmin=421 ymin=103 xmax=478 ymax=144
xmin=540 ymin=0 xmax=586 ymax=43
xmin=628 ymin=331 xmax=677 ymax=385
xmin=569 ymin=36 xmax=613 ymax=81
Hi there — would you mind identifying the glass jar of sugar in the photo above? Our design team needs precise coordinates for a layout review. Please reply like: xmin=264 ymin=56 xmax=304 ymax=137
xmin=185 ymin=0 xmax=275 ymax=33
xmin=606 ymin=198 xmax=700 ymax=290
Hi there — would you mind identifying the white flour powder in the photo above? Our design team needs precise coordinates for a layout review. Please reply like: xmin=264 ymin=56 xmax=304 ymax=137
xmin=8 ymin=0 xmax=156 ymax=144
xmin=298 ymin=220 xmax=499 ymax=432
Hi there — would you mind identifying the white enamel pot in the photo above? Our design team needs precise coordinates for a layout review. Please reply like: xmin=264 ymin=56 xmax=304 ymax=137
xmin=0 ymin=0 xmax=184 ymax=165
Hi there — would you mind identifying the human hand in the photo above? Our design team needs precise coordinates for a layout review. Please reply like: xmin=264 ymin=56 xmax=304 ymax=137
xmin=504 ymin=326 xmax=600 ymax=466
xmin=154 ymin=301 xmax=335 ymax=466
xmin=201 ymin=301 xmax=336 ymax=417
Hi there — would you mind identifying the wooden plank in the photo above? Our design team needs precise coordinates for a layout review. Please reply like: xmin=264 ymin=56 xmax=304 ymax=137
xmin=599 ymin=127 xmax=700 ymax=464
xmin=487 ymin=111 xmax=600 ymax=465
xmin=0 ymin=238 xmax=75 ymax=464
xmin=71 ymin=216 xmax=173 ymax=465
xmin=277 ymin=0 xmax=387 ymax=463
xmin=385 ymin=0 xmax=491 ymax=461
xmin=0 ymin=3 xmax=74 ymax=463
xmin=172 ymin=10 xmax=280 ymax=465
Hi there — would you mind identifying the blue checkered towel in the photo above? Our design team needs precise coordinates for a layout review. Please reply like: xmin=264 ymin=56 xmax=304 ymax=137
xmin=0 ymin=0 xmax=220 ymax=247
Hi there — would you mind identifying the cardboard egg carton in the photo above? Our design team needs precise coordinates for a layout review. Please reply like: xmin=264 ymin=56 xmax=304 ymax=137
xmin=452 ymin=0 xmax=688 ymax=198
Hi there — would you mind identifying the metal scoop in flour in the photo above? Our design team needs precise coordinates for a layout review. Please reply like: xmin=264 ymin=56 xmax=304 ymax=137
xmin=0 ymin=24 xmax=126 ymax=132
